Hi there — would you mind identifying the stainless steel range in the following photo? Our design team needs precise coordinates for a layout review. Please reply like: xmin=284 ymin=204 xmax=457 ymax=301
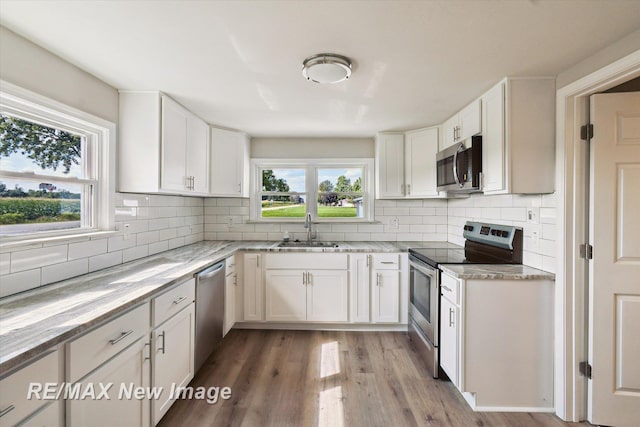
xmin=408 ymin=221 xmax=523 ymax=379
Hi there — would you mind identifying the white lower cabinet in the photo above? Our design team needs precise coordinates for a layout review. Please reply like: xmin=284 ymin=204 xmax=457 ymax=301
xmin=223 ymin=255 xmax=237 ymax=336
xmin=264 ymin=269 xmax=348 ymax=322
xmin=439 ymin=270 xmax=554 ymax=411
xmin=243 ymin=253 xmax=263 ymax=321
xmin=67 ymin=337 xmax=150 ymax=427
xmin=151 ymin=303 xmax=195 ymax=425
xmin=439 ymin=295 xmax=459 ymax=387
xmin=0 ymin=350 xmax=60 ymax=427
xmin=371 ymin=269 xmax=400 ymax=323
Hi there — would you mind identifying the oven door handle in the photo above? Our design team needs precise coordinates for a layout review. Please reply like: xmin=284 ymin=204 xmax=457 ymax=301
xmin=409 ymin=256 xmax=438 ymax=278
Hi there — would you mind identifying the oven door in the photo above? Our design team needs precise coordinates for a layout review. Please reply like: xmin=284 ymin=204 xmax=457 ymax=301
xmin=409 ymin=255 xmax=439 ymax=347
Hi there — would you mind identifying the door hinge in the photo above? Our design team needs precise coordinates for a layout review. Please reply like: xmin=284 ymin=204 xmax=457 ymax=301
xmin=580 ymin=123 xmax=593 ymax=140
xmin=579 ymin=361 xmax=592 ymax=379
xmin=580 ymin=244 xmax=593 ymax=260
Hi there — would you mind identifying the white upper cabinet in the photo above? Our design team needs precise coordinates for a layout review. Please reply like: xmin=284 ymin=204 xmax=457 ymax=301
xmin=376 ymin=128 xmax=441 ymax=199
xmin=481 ymin=78 xmax=555 ymax=194
xmin=118 ymin=91 xmax=209 ymax=196
xmin=210 ymin=127 xmax=250 ymax=197
xmin=375 ymin=132 xmax=405 ymax=198
xmin=405 ymin=127 xmax=440 ymax=198
xmin=440 ymin=99 xmax=482 ymax=150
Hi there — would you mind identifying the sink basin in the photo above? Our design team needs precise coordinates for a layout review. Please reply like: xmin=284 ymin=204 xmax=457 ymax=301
xmin=277 ymin=241 xmax=340 ymax=248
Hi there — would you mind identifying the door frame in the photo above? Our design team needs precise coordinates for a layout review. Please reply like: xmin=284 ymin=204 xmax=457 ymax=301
xmin=555 ymin=49 xmax=640 ymax=421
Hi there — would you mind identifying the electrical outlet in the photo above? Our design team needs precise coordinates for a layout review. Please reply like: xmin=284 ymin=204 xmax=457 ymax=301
xmin=123 ymin=223 xmax=132 ymax=240
xmin=390 ymin=217 xmax=399 ymax=229
xmin=227 ymin=217 xmax=233 ymax=226
xmin=527 ymin=208 xmax=540 ymax=224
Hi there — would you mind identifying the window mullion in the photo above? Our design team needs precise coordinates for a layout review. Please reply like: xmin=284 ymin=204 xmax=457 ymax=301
xmin=308 ymin=166 xmax=318 ymax=220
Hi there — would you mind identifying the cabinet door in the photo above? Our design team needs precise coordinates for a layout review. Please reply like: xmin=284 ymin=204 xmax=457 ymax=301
xmin=372 ymin=270 xmax=400 ymax=323
xmin=152 ymin=304 xmax=195 ymax=425
xmin=307 ymin=270 xmax=348 ymax=322
xmin=223 ymin=272 xmax=236 ymax=336
xmin=186 ymin=114 xmax=210 ymax=194
xmin=440 ymin=297 xmax=459 ymax=387
xmin=458 ymin=99 xmax=482 ymax=141
xmin=67 ymin=337 xmax=150 ymax=427
xmin=161 ymin=96 xmax=188 ymax=192
xmin=210 ymin=127 xmax=247 ymax=197
xmin=349 ymin=254 xmax=371 ymax=323
xmin=405 ymin=127 xmax=440 ymax=197
xmin=265 ymin=270 xmax=307 ymax=321
xmin=243 ymin=254 xmax=263 ymax=321
xmin=441 ymin=115 xmax=459 ymax=150
xmin=375 ymin=133 xmax=405 ymax=198
xmin=481 ymin=82 xmax=506 ymax=193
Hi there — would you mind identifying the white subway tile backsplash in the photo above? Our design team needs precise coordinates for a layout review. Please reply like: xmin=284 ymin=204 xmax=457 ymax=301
xmin=68 ymin=239 xmax=108 ymax=261
xmin=136 ymin=231 xmax=160 ymax=245
xmin=148 ymin=218 xmax=170 ymax=231
xmin=409 ymin=208 xmax=435 ymax=216
xmin=0 ymin=269 xmax=40 ymax=298
xmin=89 ymin=251 xmax=123 ymax=272
xmin=383 ymin=207 xmax=411 ymax=216
xmin=149 ymin=240 xmax=169 ymax=255
xmin=42 ymin=258 xmax=88 ymax=285
xmin=11 ymin=245 xmax=68 ymax=273
xmin=501 ymin=208 xmax=527 ymax=222
xmin=107 ymin=235 xmax=137 ymax=252
xmin=123 ymin=245 xmax=149 ymax=263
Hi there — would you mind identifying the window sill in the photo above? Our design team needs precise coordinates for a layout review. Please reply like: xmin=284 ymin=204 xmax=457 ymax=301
xmin=0 ymin=230 xmax=118 ymax=250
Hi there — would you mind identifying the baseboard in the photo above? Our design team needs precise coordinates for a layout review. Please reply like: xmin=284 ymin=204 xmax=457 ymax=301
xmin=233 ymin=322 xmax=408 ymax=332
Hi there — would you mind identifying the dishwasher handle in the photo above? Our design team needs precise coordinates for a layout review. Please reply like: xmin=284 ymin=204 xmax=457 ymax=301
xmin=197 ymin=261 xmax=225 ymax=279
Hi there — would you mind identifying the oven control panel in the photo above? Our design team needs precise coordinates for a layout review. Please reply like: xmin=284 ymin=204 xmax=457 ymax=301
xmin=463 ymin=221 xmax=521 ymax=250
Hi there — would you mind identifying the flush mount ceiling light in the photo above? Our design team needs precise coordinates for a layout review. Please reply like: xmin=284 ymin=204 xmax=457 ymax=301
xmin=302 ymin=53 xmax=352 ymax=84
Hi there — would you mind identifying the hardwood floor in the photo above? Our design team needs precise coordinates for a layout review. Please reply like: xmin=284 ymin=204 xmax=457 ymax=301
xmin=159 ymin=330 xmax=591 ymax=427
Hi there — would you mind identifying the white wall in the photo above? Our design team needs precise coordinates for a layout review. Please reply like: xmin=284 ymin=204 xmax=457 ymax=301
xmin=556 ymin=28 xmax=640 ymax=89
xmin=0 ymin=26 xmax=118 ymax=123
xmin=251 ymin=137 xmax=374 ymax=158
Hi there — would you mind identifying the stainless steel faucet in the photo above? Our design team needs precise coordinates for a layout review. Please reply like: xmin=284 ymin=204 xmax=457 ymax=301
xmin=304 ymin=212 xmax=313 ymax=242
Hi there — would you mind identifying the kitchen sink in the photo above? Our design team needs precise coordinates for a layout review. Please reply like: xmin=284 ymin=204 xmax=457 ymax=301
xmin=277 ymin=241 xmax=340 ymax=248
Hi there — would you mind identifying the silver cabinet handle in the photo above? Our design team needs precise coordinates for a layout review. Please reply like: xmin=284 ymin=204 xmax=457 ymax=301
xmin=238 ymin=183 xmax=241 ymax=193
xmin=256 ymin=255 xmax=260 ymax=268
xmin=109 ymin=330 xmax=134 ymax=345
xmin=441 ymin=285 xmax=452 ymax=292
xmin=191 ymin=176 xmax=195 ymax=190
xmin=143 ymin=342 xmax=151 ymax=362
xmin=234 ymin=275 xmax=237 ymax=286
xmin=302 ymin=271 xmax=306 ymax=285
xmin=381 ymin=261 xmax=396 ymax=265
xmin=158 ymin=331 xmax=166 ymax=354
xmin=449 ymin=308 xmax=455 ymax=327
xmin=0 ymin=405 xmax=15 ymax=418
xmin=366 ymin=254 xmax=370 ymax=267
xmin=172 ymin=296 xmax=187 ymax=305
xmin=376 ymin=273 xmax=381 ymax=286
xmin=307 ymin=272 xmax=312 ymax=285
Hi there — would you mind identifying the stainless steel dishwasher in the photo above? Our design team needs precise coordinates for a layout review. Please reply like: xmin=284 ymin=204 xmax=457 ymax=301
xmin=194 ymin=260 xmax=225 ymax=372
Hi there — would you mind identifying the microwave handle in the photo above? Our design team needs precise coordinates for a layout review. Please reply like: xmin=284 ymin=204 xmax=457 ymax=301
xmin=452 ymin=142 xmax=464 ymax=188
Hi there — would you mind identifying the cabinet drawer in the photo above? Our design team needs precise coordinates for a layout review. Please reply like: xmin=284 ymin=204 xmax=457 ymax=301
xmin=440 ymin=272 xmax=460 ymax=304
xmin=0 ymin=350 xmax=59 ymax=427
xmin=67 ymin=303 xmax=150 ymax=383
xmin=372 ymin=253 xmax=401 ymax=270
xmin=153 ymin=279 xmax=195 ymax=326
xmin=265 ymin=253 xmax=347 ymax=270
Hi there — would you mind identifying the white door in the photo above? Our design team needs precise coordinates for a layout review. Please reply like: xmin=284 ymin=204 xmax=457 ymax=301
xmin=481 ymin=82 xmax=505 ymax=193
xmin=439 ymin=296 xmax=459 ymax=387
xmin=458 ymin=99 xmax=482 ymax=141
xmin=224 ymin=271 xmax=236 ymax=336
xmin=588 ymin=92 xmax=640 ymax=427
xmin=161 ymin=96 xmax=188 ymax=192
xmin=243 ymin=253 xmax=263 ymax=321
xmin=307 ymin=270 xmax=348 ymax=322
xmin=265 ymin=270 xmax=307 ymax=321
xmin=376 ymin=133 xmax=405 ymax=198
xmin=210 ymin=127 xmax=242 ymax=196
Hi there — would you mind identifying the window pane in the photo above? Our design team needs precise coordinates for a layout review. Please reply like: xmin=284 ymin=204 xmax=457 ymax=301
xmin=317 ymin=168 xmax=363 ymax=192
xmin=260 ymin=194 xmax=306 ymax=218
xmin=317 ymin=193 xmax=363 ymax=218
xmin=262 ymin=168 xmax=305 ymax=193
xmin=0 ymin=112 xmax=85 ymax=178
xmin=0 ymin=178 xmax=85 ymax=236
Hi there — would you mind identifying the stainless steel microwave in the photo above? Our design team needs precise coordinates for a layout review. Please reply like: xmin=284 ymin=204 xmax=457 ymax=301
xmin=436 ymin=136 xmax=482 ymax=193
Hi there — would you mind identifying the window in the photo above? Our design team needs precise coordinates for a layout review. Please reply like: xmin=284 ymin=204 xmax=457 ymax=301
xmin=0 ymin=83 xmax=114 ymax=239
xmin=251 ymin=159 xmax=373 ymax=222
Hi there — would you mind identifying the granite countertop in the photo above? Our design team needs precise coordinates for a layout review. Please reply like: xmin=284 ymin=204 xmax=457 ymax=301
xmin=439 ymin=264 xmax=556 ymax=280
xmin=0 ymin=239 xmax=450 ymax=373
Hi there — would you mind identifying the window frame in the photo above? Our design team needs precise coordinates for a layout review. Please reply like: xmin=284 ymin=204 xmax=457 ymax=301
xmin=0 ymin=81 xmax=115 ymax=241
xmin=250 ymin=158 xmax=374 ymax=222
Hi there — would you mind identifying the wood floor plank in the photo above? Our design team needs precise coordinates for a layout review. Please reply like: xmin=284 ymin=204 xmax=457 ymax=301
xmin=159 ymin=330 xmax=592 ymax=427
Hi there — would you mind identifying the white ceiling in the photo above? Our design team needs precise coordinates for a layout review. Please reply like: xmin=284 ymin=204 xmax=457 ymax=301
xmin=1 ymin=0 xmax=639 ymax=137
